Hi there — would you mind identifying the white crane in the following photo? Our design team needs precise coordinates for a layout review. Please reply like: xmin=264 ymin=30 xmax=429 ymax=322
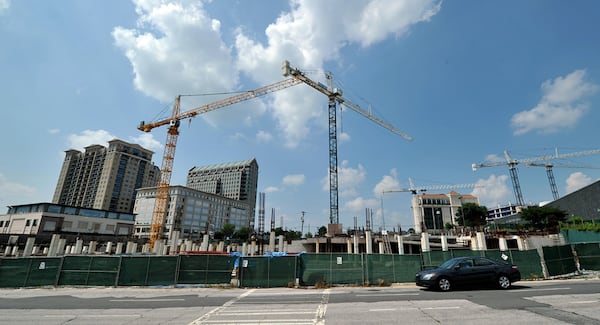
xmin=472 ymin=148 xmax=600 ymax=206
xmin=525 ymin=161 xmax=600 ymax=200
xmin=383 ymin=178 xmax=479 ymax=233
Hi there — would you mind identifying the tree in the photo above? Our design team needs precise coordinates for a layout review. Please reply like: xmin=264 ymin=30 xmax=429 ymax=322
xmin=520 ymin=206 xmax=567 ymax=231
xmin=317 ymin=226 xmax=327 ymax=237
xmin=221 ymin=223 xmax=235 ymax=239
xmin=232 ymin=227 xmax=251 ymax=243
xmin=457 ymin=203 xmax=488 ymax=229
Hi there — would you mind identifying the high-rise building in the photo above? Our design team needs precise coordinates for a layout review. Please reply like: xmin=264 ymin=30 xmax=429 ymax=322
xmin=52 ymin=139 xmax=159 ymax=213
xmin=186 ymin=158 xmax=258 ymax=218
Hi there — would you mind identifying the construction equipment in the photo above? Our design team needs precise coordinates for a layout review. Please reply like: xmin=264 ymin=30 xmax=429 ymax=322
xmin=525 ymin=161 xmax=600 ymax=200
xmin=138 ymin=77 xmax=303 ymax=250
xmin=383 ymin=178 xmax=479 ymax=233
xmin=472 ymin=149 xmax=600 ymax=206
xmin=283 ymin=60 xmax=413 ymax=225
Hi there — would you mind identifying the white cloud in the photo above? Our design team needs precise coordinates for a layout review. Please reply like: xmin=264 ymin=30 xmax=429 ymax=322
xmin=283 ymin=174 xmax=305 ymax=186
xmin=263 ymin=186 xmax=280 ymax=193
xmin=511 ymin=69 xmax=599 ymax=135
xmin=114 ymin=0 xmax=441 ymax=148
xmin=471 ymin=174 xmax=512 ymax=207
xmin=0 ymin=0 xmax=10 ymax=14
xmin=565 ymin=172 xmax=593 ymax=194
xmin=67 ymin=129 xmax=116 ymax=151
xmin=129 ymin=133 xmax=163 ymax=152
xmin=338 ymin=131 xmax=351 ymax=143
xmin=322 ymin=160 xmax=367 ymax=198
xmin=343 ymin=196 xmax=379 ymax=215
xmin=48 ymin=128 xmax=60 ymax=135
xmin=112 ymin=1 xmax=237 ymax=103
xmin=256 ymin=130 xmax=273 ymax=143
xmin=0 ymin=173 xmax=35 ymax=205
xmin=373 ymin=168 xmax=401 ymax=195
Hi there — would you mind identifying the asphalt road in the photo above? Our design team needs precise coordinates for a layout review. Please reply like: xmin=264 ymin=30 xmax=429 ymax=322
xmin=0 ymin=279 xmax=599 ymax=324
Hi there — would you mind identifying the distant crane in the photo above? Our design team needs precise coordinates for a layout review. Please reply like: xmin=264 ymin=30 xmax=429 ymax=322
xmin=472 ymin=148 xmax=600 ymax=206
xmin=525 ymin=161 xmax=600 ymax=200
xmin=283 ymin=60 xmax=413 ymax=225
xmin=138 ymin=77 xmax=303 ymax=250
xmin=383 ymin=178 xmax=479 ymax=233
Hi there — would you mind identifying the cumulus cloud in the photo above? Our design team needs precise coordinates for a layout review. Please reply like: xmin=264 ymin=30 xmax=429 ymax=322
xmin=283 ymin=174 xmax=305 ymax=186
xmin=114 ymin=0 xmax=441 ymax=147
xmin=565 ymin=172 xmax=594 ymax=194
xmin=129 ymin=133 xmax=163 ymax=152
xmin=263 ymin=186 xmax=280 ymax=193
xmin=322 ymin=160 xmax=367 ymax=197
xmin=471 ymin=174 xmax=512 ymax=207
xmin=343 ymin=196 xmax=379 ymax=215
xmin=373 ymin=168 xmax=401 ymax=195
xmin=338 ymin=131 xmax=351 ymax=143
xmin=511 ymin=70 xmax=599 ymax=135
xmin=67 ymin=129 xmax=116 ymax=151
xmin=256 ymin=130 xmax=273 ymax=143
xmin=0 ymin=0 xmax=9 ymax=14
xmin=0 ymin=173 xmax=35 ymax=205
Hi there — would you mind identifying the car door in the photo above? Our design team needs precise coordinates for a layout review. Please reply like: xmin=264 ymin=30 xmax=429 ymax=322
xmin=453 ymin=258 xmax=477 ymax=285
xmin=471 ymin=257 xmax=498 ymax=284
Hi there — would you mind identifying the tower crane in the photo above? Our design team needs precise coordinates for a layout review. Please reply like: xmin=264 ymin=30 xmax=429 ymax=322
xmin=138 ymin=77 xmax=303 ymax=250
xmin=472 ymin=148 xmax=600 ymax=206
xmin=383 ymin=178 xmax=479 ymax=233
xmin=525 ymin=161 xmax=600 ymax=201
xmin=282 ymin=60 xmax=413 ymax=225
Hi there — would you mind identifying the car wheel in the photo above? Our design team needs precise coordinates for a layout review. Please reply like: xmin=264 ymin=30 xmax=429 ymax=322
xmin=498 ymin=275 xmax=511 ymax=289
xmin=437 ymin=277 xmax=451 ymax=291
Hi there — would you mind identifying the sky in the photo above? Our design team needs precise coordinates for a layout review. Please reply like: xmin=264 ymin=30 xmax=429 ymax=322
xmin=1 ymin=0 xmax=600 ymax=234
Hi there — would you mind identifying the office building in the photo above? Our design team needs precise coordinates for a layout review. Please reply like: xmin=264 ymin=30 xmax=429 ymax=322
xmin=414 ymin=191 xmax=479 ymax=233
xmin=133 ymin=185 xmax=252 ymax=240
xmin=0 ymin=202 xmax=135 ymax=240
xmin=52 ymin=139 xmax=159 ymax=214
xmin=547 ymin=179 xmax=600 ymax=221
xmin=186 ymin=158 xmax=258 ymax=218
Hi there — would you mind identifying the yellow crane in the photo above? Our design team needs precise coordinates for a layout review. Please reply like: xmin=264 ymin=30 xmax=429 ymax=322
xmin=138 ymin=77 xmax=302 ymax=249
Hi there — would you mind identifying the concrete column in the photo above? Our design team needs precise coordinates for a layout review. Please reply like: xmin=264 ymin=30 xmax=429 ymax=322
xmin=441 ymin=234 xmax=449 ymax=252
xmin=516 ymin=236 xmax=527 ymax=251
xmin=269 ymin=232 xmax=276 ymax=253
xmin=115 ymin=242 xmax=124 ymax=255
xmin=346 ymin=238 xmax=352 ymax=253
xmin=65 ymin=245 xmax=72 ymax=255
xmin=208 ymin=243 xmax=214 ymax=251
xmin=142 ymin=243 xmax=150 ymax=253
xmin=105 ymin=242 xmax=113 ymax=254
xmin=498 ymin=237 xmax=508 ymax=251
xmin=74 ymin=239 xmax=84 ymax=254
xmin=42 ymin=247 xmax=48 ymax=255
xmin=47 ymin=234 xmax=61 ymax=257
xmin=88 ymin=241 xmax=97 ymax=255
xmin=200 ymin=234 xmax=209 ymax=251
xmin=4 ymin=246 xmax=11 ymax=256
xmin=23 ymin=237 xmax=35 ymax=257
xmin=396 ymin=234 xmax=404 ymax=255
xmin=170 ymin=231 xmax=180 ymax=252
xmin=315 ymin=238 xmax=320 ymax=253
xmin=353 ymin=235 xmax=359 ymax=254
xmin=161 ymin=244 xmax=169 ymax=256
xmin=476 ymin=232 xmax=487 ymax=251
xmin=278 ymin=235 xmax=284 ymax=252
xmin=420 ymin=232 xmax=431 ymax=252
xmin=365 ymin=231 xmax=373 ymax=254
xmin=242 ymin=243 xmax=248 ymax=255
xmin=153 ymin=240 xmax=164 ymax=254
xmin=378 ymin=242 xmax=384 ymax=254
xmin=251 ymin=240 xmax=256 ymax=256
xmin=57 ymin=238 xmax=67 ymax=255
xmin=32 ymin=246 xmax=40 ymax=255
xmin=11 ymin=246 xmax=19 ymax=257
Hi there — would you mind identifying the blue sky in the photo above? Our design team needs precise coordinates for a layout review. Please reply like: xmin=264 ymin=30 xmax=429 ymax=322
xmin=1 ymin=0 xmax=600 ymax=234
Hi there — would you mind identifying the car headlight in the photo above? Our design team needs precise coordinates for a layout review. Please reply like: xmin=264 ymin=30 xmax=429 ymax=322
xmin=421 ymin=273 xmax=436 ymax=280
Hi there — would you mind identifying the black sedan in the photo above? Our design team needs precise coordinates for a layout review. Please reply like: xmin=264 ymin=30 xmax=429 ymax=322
xmin=415 ymin=256 xmax=521 ymax=291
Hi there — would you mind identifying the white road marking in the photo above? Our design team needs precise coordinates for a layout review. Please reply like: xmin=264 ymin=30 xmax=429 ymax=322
xmin=356 ymin=293 xmax=419 ymax=297
xmin=110 ymin=298 xmax=185 ymax=302
xmin=188 ymin=289 xmax=256 ymax=325
xmin=515 ymin=287 xmax=570 ymax=293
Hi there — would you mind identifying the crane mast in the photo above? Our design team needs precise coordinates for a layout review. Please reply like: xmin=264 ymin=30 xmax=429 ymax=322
xmin=282 ymin=60 xmax=412 ymax=225
xmin=473 ymin=148 xmax=600 ymax=205
xmin=139 ymin=77 xmax=303 ymax=250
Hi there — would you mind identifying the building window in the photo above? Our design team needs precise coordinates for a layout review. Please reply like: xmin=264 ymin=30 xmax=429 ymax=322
xmin=25 ymin=219 xmax=31 ymax=226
